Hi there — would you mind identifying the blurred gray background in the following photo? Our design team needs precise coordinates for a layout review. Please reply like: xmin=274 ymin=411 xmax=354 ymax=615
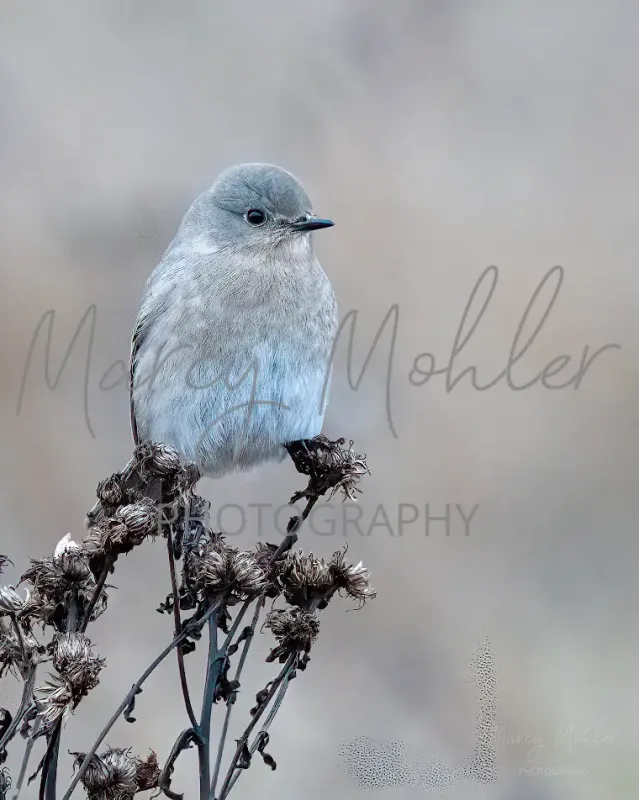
xmin=1 ymin=1 xmax=637 ymax=798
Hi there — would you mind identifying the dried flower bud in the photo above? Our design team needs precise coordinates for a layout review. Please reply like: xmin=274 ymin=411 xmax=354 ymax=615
xmin=52 ymin=633 xmax=92 ymax=673
xmin=134 ymin=751 xmax=160 ymax=792
xmin=81 ymin=527 xmax=107 ymax=557
xmin=0 ymin=556 xmax=11 ymax=575
xmin=252 ymin=542 xmax=282 ymax=597
xmin=277 ymin=550 xmax=333 ymax=606
xmin=20 ymin=548 xmax=105 ymax=631
xmin=265 ymin=608 xmax=319 ymax=662
xmin=329 ymin=548 xmax=377 ymax=605
xmin=0 ymin=586 xmax=30 ymax=615
xmin=253 ymin=542 xmax=279 ymax=571
xmin=35 ymin=674 xmax=74 ymax=732
xmin=135 ymin=442 xmax=182 ymax=479
xmin=96 ymin=474 xmax=125 ymax=507
xmin=57 ymin=551 xmax=91 ymax=582
xmin=35 ymin=634 xmax=104 ymax=733
xmin=324 ymin=440 xmax=369 ymax=501
xmin=191 ymin=541 xmax=266 ymax=600
xmin=71 ymin=747 xmax=137 ymax=800
xmin=54 ymin=534 xmax=80 ymax=559
xmin=113 ymin=500 xmax=159 ymax=540
xmin=0 ymin=620 xmax=39 ymax=679
xmin=289 ymin=436 xmax=369 ymax=501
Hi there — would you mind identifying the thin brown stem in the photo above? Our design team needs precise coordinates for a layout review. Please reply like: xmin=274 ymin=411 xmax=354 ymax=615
xmin=222 ymin=668 xmax=292 ymax=797
xmin=79 ymin=556 xmax=113 ymax=633
xmin=10 ymin=716 xmax=42 ymax=800
xmin=217 ymin=654 xmax=297 ymax=800
xmin=209 ymin=597 xmax=264 ymax=799
xmin=0 ymin=665 xmax=36 ymax=751
xmin=10 ymin=616 xmax=27 ymax=662
xmin=61 ymin=602 xmax=219 ymax=800
xmin=165 ymin=530 xmax=198 ymax=730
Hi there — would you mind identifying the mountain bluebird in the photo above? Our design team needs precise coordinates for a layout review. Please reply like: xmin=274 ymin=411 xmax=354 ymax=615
xmin=129 ymin=163 xmax=337 ymax=478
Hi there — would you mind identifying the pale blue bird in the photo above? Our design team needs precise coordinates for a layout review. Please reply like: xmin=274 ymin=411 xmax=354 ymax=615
xmin=129 ymin=163 xmax=337 ymax=478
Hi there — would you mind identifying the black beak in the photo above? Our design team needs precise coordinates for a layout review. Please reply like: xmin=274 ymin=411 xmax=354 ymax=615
xmin=290 ymin=215 xmax=335 ymax=232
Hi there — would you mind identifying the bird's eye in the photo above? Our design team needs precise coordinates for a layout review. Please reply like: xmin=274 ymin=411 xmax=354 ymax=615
xmin=245 ymin=208 xmax=266 ymax=226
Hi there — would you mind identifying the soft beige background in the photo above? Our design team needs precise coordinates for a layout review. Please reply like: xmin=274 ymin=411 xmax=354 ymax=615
xmin=1 ymin=2 xmax=637 ymax=798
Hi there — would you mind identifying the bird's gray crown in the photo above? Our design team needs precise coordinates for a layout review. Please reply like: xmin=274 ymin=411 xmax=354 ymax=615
xmin=213 ymin=162 xmax=312 ymax=220
xmin=177 ymin=164 xmax=333 ymax=255
xmin=176 ymin=162 xmax=332 ymax=251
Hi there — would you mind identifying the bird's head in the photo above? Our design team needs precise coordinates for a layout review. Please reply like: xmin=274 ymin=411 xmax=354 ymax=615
xmin=179 ymin=162 xmax=334 ymax=256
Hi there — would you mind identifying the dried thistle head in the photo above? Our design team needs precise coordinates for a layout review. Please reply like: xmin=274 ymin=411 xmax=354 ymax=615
xmin=96 ymin=473 xmax=126 ymax=507
xmin=275 ymin=546 xmax=376 ymax=609
xmin=35 ymin=633 xmax=104 ymax=734
xmin=289 ymin=436 xmax=369 ymax=501
xmin=134 ymin=751 xmax=161 ymax=792
xmin=264 ymin=608 xmax=320 ymax=663
xmin=82 ymin=497 xmax=160 ymax=568
xmin=52 ymin=633 xmax=94 ymax=672
xmin=252 ymin=542 xmax=282 ymax=598
xmin=0 ymin=586 xmax=30 ymax=616
xmin=81 ymin=527 xmax=107 ymax=559
xmin=322 ymin=439 xmax=370 ymax=501
xmin=0 ymin=619 xmax=40 ymax=679
xmin=71 ymin=747 xmax=138 ymax=800
xmin=277 ymin=549 xmax=334 ymax=607
xmin=134 ymin=441 xmax=182 ymax=481
xmin=111 ymin=499 xmax=159 ymax=543
xmin=329 ymin=547 xmax=377 ymax=606
xmin=35 ymin=674 xmax=75 ymax=733
xmin=0 ymin=556 xmax=12 ymax=575
xmin=20 ymin=544 xmax=106 ymax=631
xmin=189 ymin=538 xmax=266 ymax=601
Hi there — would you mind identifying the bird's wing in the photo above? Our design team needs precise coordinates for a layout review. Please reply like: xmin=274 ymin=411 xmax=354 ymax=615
xmin=129 ymin=313 xmax=150 ymax=446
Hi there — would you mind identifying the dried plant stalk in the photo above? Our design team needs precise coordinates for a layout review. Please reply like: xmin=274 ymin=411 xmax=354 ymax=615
xmin=0 ymin=436 xmax=375 ymax=800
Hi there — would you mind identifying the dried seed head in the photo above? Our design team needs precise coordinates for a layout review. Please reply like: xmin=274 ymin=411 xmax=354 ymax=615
xmin=265 ymin=608 xmax=320 ymax=659
xmin=0 ymin=619 xmax=39 ymax=679
xmin=52 ymin=633 xmax=93 ymax=672
xmin=252 ymin=542 xmax=282 ymax=597
xmin=71 ymin=747 xmax=137 ymax=799
xmin=34 ymin=674 xmax=74 ymax=733
xmin=56 ymin=551 xmax=91 ymax=582
xmin=113 ymin=499 xmax=159 ymax=540
xmin=291 ymin=436 xmax=369 ymax=500
xmin=21 ymin=558 xmax=60 ymax=597
xmin=23 ymin=546 xmax=91 ymax=595
xmin=20 ymin=550 xmax=106 ymax=630
xmin=81 ymin=527 xmax=107 ymax=557
xmin=329 ymin=548 xmax=377 ymax=605
xmin=0 ymin=585 xmax=30 ymax=615
xmin=322 ymin=440 xmax=369 ymax=501
xmin=35 ymin=634 xmax=104 ymax=733
xmin=0 ymin=555 xmax=12 ymax=575
xmin=277 ymin=550 xmax=333 ymax=606
xmin=253 ymin=542 xmax=279 ymax=571
xmin=134 ymin=751 xmax=160 ymax=792
xmin=19 ymin=589 xmax=55 ymax=627
xmin=96 ymin=474 xmax=125 ymax=507
xmin=191 ymin=541 xmax=266 ymax=599
xmin=135 ymin=441 xmax=182 ymax=479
